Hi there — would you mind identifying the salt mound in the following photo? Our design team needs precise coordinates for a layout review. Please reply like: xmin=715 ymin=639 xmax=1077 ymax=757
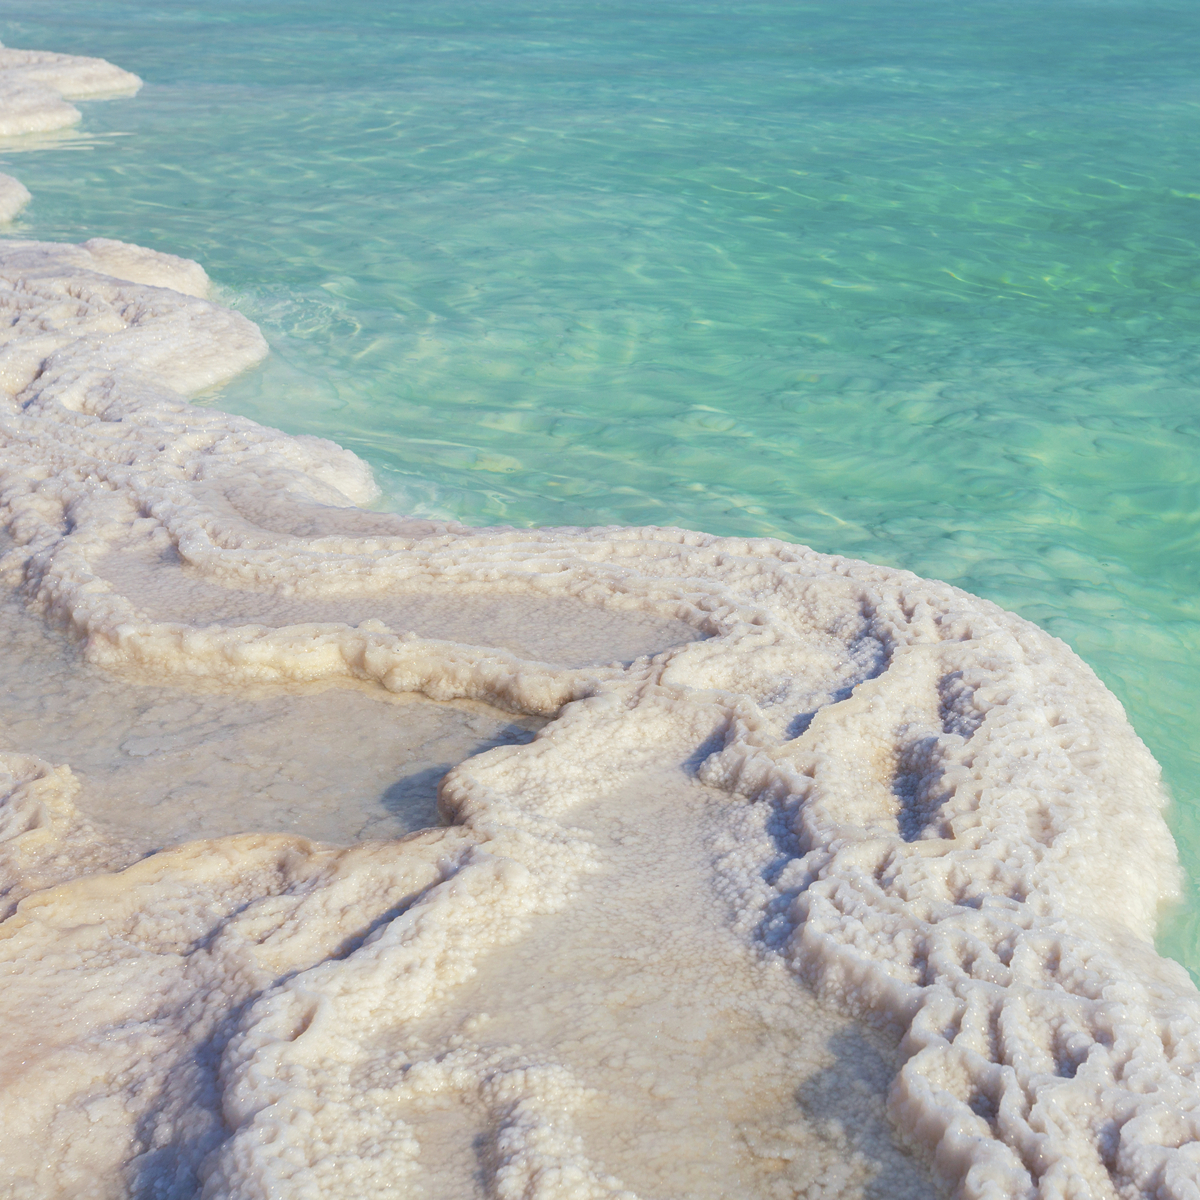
xmin=0 ymin=172 xmax=29 ymax=221
xmin=0 ymin=47 xmax=1198 ymax=1200
xmin=0 ymin=42 xmax=141 ymax=136
xmin=0 ymin=40 xmax=142 ymax=223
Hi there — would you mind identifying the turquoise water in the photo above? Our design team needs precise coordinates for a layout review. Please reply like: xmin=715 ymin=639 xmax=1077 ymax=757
xmin=4 ymin=0 xmax=1200 ymax=970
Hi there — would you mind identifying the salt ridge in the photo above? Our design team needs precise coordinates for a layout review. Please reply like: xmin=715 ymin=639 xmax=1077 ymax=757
xmin=0 ymin=44 xmax=1198 ymax=1200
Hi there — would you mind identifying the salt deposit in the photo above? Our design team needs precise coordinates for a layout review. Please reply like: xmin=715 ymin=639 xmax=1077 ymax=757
xmin=0 ymin=42 xmax=1198 ymax=1200
xmin=0 ymin=579 xmax=547 ymax=847
xmin=0 ymin=41 xmax=139 ymax=222
xmin=0 ymin=42 xmax=140 ymax=136
xmin=0 ymin=174 xmax=28 ymax=222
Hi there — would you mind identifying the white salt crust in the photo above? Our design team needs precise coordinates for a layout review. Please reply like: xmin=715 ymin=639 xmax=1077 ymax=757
xmin=0 ymin=173 xmax=29 ymax=221
xmin=0 ymin=49 xmax=1198 ymax=1200
xmin=0 ymin=42 xmax=140 ymax=136
xmin=0 ymin=40 xmax=140 ymax=223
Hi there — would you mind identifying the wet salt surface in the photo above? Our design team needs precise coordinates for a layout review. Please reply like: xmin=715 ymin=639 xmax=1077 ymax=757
xmin=98 ymin=546 xmax=706 ymax=669
xmin=386 ymin=766 xmax=935 ymax=1200
xmin=0 ymin=586 xmax=544 ymax=846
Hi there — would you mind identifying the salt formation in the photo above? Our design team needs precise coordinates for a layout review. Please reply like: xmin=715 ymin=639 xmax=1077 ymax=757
xmin=0 ymin=41 xmax=140 ymax=222
xmin=0 ymin=41 xmax=140 ymax=136
xmin=0 ymin=174 xmax=29 ymax=222
xmin=0 ymin=581 xmax=549 ymax=845
xmin=0 ymin=44 xmax=1199 ymax=1200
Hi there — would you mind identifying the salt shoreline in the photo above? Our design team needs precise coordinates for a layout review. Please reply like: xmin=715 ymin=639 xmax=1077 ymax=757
xmin=0 ymin=41 xmax=1198 ymax=1200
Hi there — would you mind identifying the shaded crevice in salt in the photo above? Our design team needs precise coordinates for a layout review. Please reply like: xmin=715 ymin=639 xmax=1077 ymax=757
xmin=0 ymin=86 xmax=1195 ymax=1200
xmin=0 ymin=802 xmax=477 ymax=1196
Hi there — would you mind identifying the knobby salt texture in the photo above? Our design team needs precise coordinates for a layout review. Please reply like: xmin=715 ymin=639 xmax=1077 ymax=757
xmin=0 ymin=48 xmax=1197 ymax=1200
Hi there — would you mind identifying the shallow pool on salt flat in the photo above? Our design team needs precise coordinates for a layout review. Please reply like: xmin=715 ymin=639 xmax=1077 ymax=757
xmin=97 ymin=546 xmax=706 ymax=669
xmin=0 ymin=587 xmax=544 ymax=846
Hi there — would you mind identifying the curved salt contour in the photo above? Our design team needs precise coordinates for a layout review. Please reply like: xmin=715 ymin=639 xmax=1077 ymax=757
xmin=0 ymin=173 xmax=30 ymax=222
xmin=0 ymin=41 xmax=141 ymax=136
xmin=2 ymin=240 xmax=1198 ymax=1200
xmin=0 ymin=41 xmax=141 ymax=223
xmin=0 ymin=61 xmax=1197 ymax=1200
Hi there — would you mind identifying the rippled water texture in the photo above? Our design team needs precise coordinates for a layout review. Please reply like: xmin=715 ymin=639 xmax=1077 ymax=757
xmin=3 ymin=0 xmax=1199 ymax=970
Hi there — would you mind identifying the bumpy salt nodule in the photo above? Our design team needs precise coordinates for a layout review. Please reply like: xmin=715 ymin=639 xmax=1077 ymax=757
xmin=0 ymin=45 xmax=1197 ymax=1200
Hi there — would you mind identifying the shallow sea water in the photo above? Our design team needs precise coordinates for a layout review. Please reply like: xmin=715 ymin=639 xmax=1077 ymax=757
xmin=1 ymin=0 xmax=1198 ymax=973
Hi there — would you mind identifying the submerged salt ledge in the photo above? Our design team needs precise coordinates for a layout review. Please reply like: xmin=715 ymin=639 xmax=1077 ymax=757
xmin=0 ymin=236 xmax=1197 ymax=1200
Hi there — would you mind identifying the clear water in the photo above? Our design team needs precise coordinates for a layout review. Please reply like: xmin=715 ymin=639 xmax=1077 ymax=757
xmin=3 ymin=0 xmax=1199 ymax=972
